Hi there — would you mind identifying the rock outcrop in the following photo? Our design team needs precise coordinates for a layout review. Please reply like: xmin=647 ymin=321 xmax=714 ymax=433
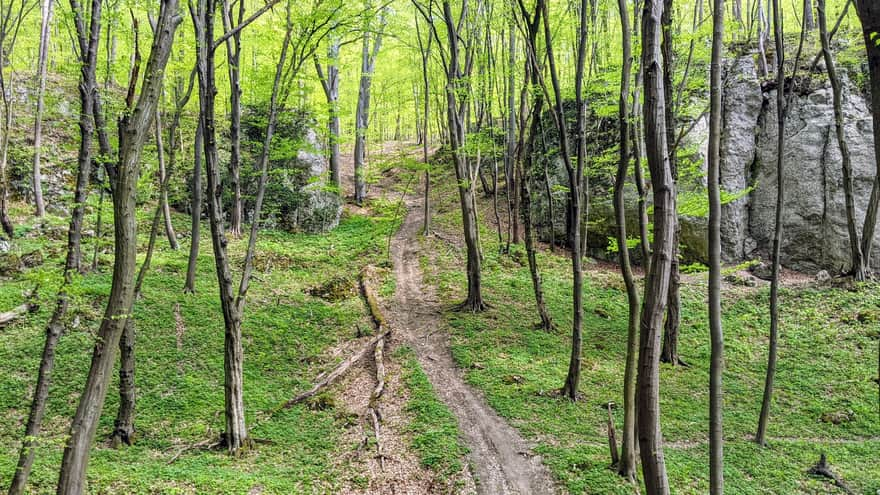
xmin=532 ymin=56 xmax=879 ymax=273
xmin=276 ymin=128 xmax=342 ymax=234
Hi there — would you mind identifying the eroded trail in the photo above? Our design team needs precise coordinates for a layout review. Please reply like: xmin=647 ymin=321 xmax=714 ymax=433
xmin=388 ymin=197 xmax=557 ymax=495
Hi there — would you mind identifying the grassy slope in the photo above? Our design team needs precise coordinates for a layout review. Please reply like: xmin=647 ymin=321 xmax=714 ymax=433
xmin=424 ymin=170 xmax=880 ymax=494
xmin=0 ymin=192 xmax=462 ymax=494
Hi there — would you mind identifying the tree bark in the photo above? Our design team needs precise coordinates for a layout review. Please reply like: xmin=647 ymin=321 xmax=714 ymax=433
xmin=353 ymin=2 xmax=387 ymax=205
xmin=756 ymin=0 xmax=787 ymax=448
xmin=708 ymin=0 xmax=726 ymax=491
xmin=614 ymin=0 xmax=638 ymax=479
xmin=184 ymin=121 xmax=203 ymax=294
xmin=856 ymin=1 xmax=880 ymax=266
xmin=819 ymin=0 xmax=865 ymax=280
xmin=637 ymin=0 xmax=673 ymax=491
xmin=56 ymin=3 xmax=179 ymax=492
xmin=314 ymin=38 xmax=341 ymax=191
xmin=221 ymin=0 xmax=244 ymax=237
xmin=31 ymin=0 xmax=52 ymax=218
xmin=155 ymin=107 xmax=179 ymax=250
xmin=660 ymin=0 xmax=682 ymax=367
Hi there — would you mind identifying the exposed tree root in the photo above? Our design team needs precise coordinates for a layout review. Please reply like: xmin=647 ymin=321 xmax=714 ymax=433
xmin=807 ymin=453 xmax=855 ymax=494
xmin=273 ymin=329 xmax=391 ymax=413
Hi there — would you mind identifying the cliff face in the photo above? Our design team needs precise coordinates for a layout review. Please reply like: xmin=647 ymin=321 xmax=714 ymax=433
xmin=724 ymin=56 xmax=879 ymax=273
xmin=534 ymin=56 xmax=879 ymax=273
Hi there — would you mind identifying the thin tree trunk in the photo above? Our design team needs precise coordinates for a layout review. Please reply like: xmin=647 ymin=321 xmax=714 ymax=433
xmin=708 ymin=0 xmax=726 ymax=491
xmin=520 ymin=76 xmax=553 ymax=332
xmin=155 ymin=107 xmax=179 ymax=250
xmin=415 ymin=15 xmax=431 ymax=235
xmin=660 ymin=0 xmax=682 ymax=367
xmin=222 ymin=0 xmax=244 ymax=237
xmin=7 ymin=2 xmax=101 ymax=486
xmin=819 ymin=0 xmax=865 ymax=280
xmin=436 ymin=0 xmax=485 ymax=312
xmin=637 ymin=0 xmax=673 ymax=491
xmin=857 ymin=1 xmax=880 ymax=266
xmin=56 ymin=3 xmax=179 ymax=491
xmin=804 ymin=0 xmax=814 ymax=30
xmin=504 ymin=23 xmax=516 ymax=251
xmin=615 ymin=0 xmax=638 ymax=478
xmin=353 ymin=3 xmax=387 ymax=205
xmin=314 ymin=38 xmax=341 ymax=190
xmin=756 ymin=0 xmax=786 ymax=448
xmin=32 ymin=0 xmax=53 ymax=218
xmin=184 ymin=121 xmax=203 ymax=294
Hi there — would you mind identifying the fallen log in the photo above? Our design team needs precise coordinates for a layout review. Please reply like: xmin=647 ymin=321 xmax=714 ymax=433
xmin=0 ymin=288 xmax=39 ymax=328
xmin=276 ymin=328 xmax=392 ymax=411
xmin=361 ymin=267 xmax=389 ymax=470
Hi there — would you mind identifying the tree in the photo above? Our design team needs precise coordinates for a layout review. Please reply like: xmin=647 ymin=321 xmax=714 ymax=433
xmin=660 ymin=0 xmax=683 ymax=367
xmin=56 ymin=1 xmax=181 ymax=491
xmin=707 ymin=0 xmax=726 ymax=491
xmin=819 ymin=0 xmax=864 ymax=280
xmin=0 ymin=0 xmax=34 ymax=239
xmin=614 ymin=0 xmax=638 ymax=479
xmin=414 ymin=9 xmax=432 ymax=234
xmin=756 ymin=0 xmax=788 ymax=448
xmin=31 ymin=0 xmax=53 ymax=218
xmin=856 ymin=0 xmax=880 ymax=265
xmin=353 ymin=1 xmax=388 ymax=205
xmin=184 ymin=121 xmax=203 ymax=294
xmin=315 ymin=36 xmax=342 ymax=190
xmin=221 ymin=0 xmax=245 ymax=238
xmin=193 ymin=0 xmax=340 ymax=456
xmin=637 ymin=0 xmax=674 ymax=490
xmin=415 ymin=0 xmax=487 ymax=312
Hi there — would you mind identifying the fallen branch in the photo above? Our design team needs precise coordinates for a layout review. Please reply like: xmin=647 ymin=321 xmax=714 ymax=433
xmin=361 ymin=266 xmax=389 ymax=470
xmin=808 ymin=453 xmax=855 ymax=495
xmin=274 ymin=328 xmax=392 ymax=412
xmin=0 ymin=287 xmax=40 ymax=328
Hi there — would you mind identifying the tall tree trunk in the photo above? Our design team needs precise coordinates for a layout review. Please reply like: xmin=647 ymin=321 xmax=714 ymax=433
xmin=756 ymin=0 xmax=786 ymax=448
xmin=857 ymin=1 xmax=880 ymax=266
xmin=32 ymin=0 xmax=53 ymax=218
xmin=184 ymin=121 xmax=203 ymax=294
xmin=520 ymin=77 xmax=553 ymax=332
xmin=637 ymin=0 xmax=673 ymax=491
xmin=353 ymin=3 xmax=387 ymax=205
xmin=504 ymin=23 xmax=516 ymax=251
xmin=222 ymin=0 xmax=244 ymax=237
xmin=819 ymin=0 xmax=864 ymax=280
xmin=7 ymin=2 xmax=102 ymax=487
xmin=804 ymin=0 xmax=815 ymax=30
xmin=615 ymin=0 xmax=638 ymax=479
xmin=708 ymin=0 xmax=726 ymax=491
xmin=193 ymin=0 xmax=250 ymax=456
xmin=415 ymin=14 xmax=431 ymax=235
xmin=660 ymin=0 xmax=683 ymax=367
xmin=314 ymin=38 xmax=341 ymax=190
xmin=436 ymin=0 xmax=485 ymax=312
xmin=526 ymin=0 xmax=587 ymax=400
xmin=56 ymin=3 xmax=179 ymax=491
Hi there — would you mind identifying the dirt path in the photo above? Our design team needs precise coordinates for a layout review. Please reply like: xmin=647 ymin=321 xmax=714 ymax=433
xmin=387 ymin=195 xmax=558 ymax=495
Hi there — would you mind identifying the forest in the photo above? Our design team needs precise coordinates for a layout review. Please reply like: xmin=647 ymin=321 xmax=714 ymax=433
xmin=0 ymin=0 xmax=879 ymax=493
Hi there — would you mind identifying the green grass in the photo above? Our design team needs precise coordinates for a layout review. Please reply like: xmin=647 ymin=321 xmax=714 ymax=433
xmin=0 ymin=198 xmax=414 ymax=493
xmin=396 ymin=346 xmax=469 ymax=480
xmin=423 ymin=169 xmax=880 ymax=494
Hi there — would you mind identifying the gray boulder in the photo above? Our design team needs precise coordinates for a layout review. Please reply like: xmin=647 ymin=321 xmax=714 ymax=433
xmin=278 ymin=128 xmax=342 ymax=234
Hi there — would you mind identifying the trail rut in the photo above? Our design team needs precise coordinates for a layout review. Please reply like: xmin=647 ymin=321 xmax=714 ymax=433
xmin=387 ymin=196 xmax=557 ymax=495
